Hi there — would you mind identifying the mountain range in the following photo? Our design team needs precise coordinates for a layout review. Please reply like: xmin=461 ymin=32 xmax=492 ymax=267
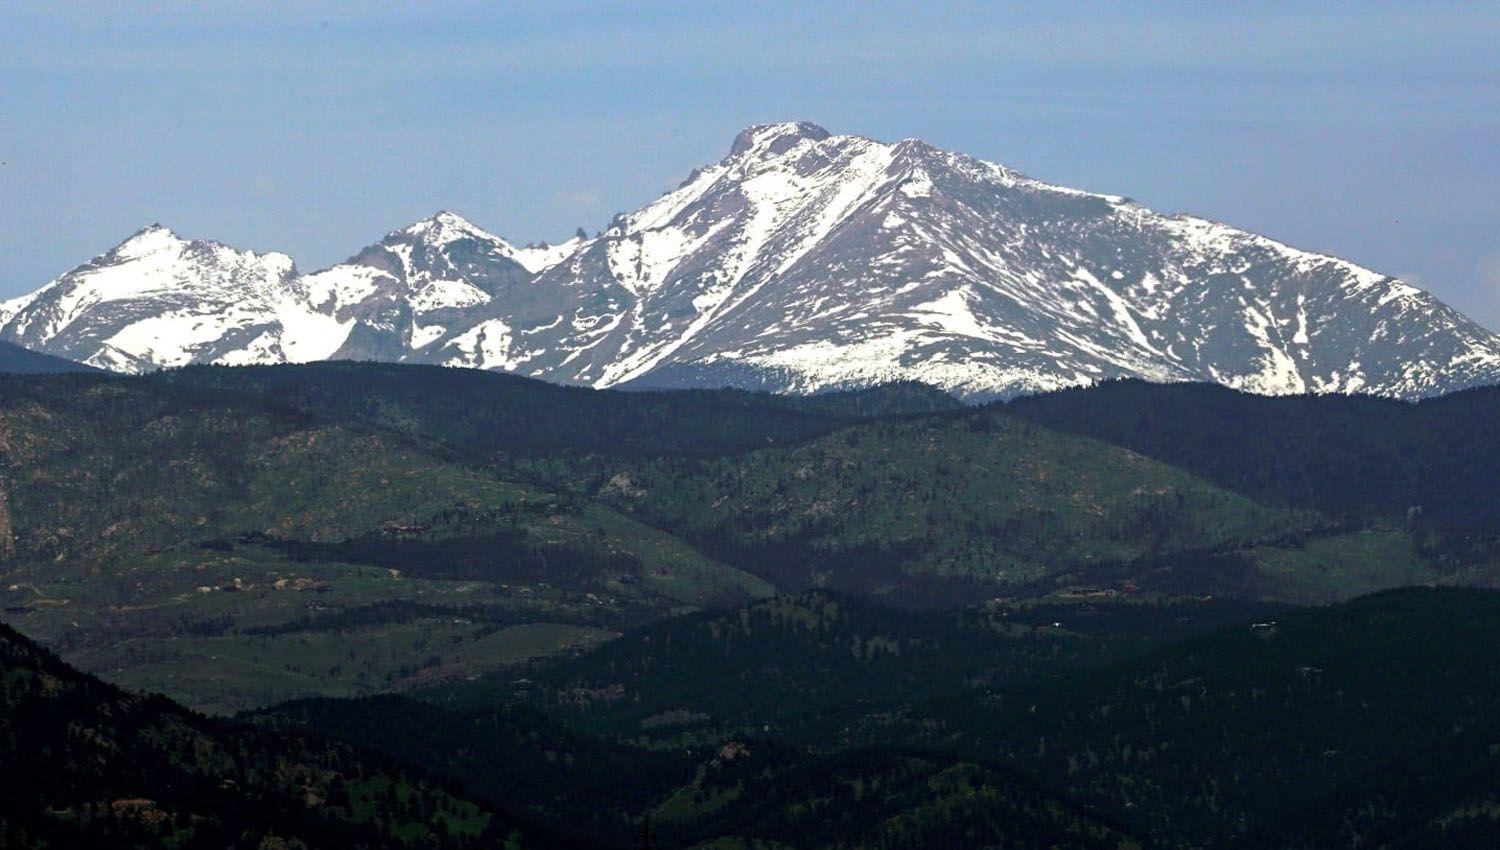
xmin=5 ymin=121 xmax=1500 ymax=399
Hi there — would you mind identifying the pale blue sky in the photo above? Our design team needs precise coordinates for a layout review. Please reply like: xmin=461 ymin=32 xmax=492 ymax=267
xmin=3 ymin=1 xmax=1497 ymax=327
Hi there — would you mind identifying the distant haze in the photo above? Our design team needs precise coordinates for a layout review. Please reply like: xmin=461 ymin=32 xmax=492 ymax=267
xmin=3 ymin=1 xmax=1496 ymax=329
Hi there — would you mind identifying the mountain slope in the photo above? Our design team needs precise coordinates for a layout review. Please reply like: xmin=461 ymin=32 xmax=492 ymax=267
xmin=0 ymin=609 xmax=1144 ymax=850
xmin=511 ymin=121 xmax=1500 ymax=399
xmin=409 ymin=586 xmax=1500 ymax=850
xmin=257 ymin=696 xmax=695 ymax=847
xmin=559 ymin=405 xmax=1430 ymax=603
xmin=0 ymin=340 xmax=94 ymax=373
xmin=146 ymin=363 xmax=1496 ymax=604
xmin=928 ymin=587 xmax=1500 ymax=849
xmin=1008 ymin=379 xmax=1500 ymax=532
xmin=430 ymin=590 xmax=1281 ymax=743
xmin=374 ymin=588 xmax=1500 ymax=849
xmin=258 ymin=694 xmax=1146 ymax=850
xmin=0 ymin=371 xmax=769 ymax=712
xmin=0 ymin=619 xmax=537 ymax=849
xmin=4 ymin=123 xmax=1498 ymax=398
xmin=297 ymin=212 xmax=558 ymax=363
xmin=0 ymin=225 xmax=324 ymax=372
xmin=147 ymin=361 xmax=960 ymax=461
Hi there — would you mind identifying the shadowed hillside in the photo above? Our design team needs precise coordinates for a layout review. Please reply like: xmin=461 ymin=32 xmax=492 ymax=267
xmin=0 ymin=340 xmax=94 ymax=374
xmin=1009 ymin=379 xmax=1500 ymax=531
xmin=0 ymin=620 xmax=542 ymax=849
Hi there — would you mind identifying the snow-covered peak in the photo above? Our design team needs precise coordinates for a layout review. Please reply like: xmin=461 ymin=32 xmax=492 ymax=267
xmin=508 ymin=121 xmax=1500 ymax=399
xmin=392 ymin=210 xmax=510 ymax=250
xmin=5 ymin=120 xmax=1499 ymax=399
xmin=0 ymin=225 xmax=306 ymax=372
xmin=381 ymin=212 xmax=588 ymax=274
xmin=729 ymin=121 xmax=833 ymax=157
xmin=96 ymin=225 xmax=299 ymax=285
xmin=108 ymin=224 xmax=186 ymax=259
xmin=79 ymin=226 xmax=296 ymax=294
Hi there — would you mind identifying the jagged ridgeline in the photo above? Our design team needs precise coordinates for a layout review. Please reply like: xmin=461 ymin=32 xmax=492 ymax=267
xmin=5 ymin=123 xmax=1499 ymax=399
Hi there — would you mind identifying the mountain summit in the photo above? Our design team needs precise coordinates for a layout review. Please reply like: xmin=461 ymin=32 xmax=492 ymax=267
xmin=5 ymin=123 xmax=1499 ymax=398
xmin=729 ymin=121 xmax=834 ymax=156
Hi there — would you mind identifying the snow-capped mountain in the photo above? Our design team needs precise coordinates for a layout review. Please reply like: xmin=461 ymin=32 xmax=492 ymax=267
xmin=0 ymin=213 xmax=580 ymax=374
xmin=6 ymin=121 xmax=1500 ymax=399
xmin=0 ymin=225 xmax=319 ymax=372
xmin=294 ymin=212 xmax=534 ymax=362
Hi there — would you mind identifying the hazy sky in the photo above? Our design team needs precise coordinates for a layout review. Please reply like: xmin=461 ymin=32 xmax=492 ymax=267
xmin=4 ymin=2 xmax=1497 ymax=328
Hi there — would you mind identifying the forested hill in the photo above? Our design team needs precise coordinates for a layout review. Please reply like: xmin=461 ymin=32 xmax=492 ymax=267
xmin=0 ymin=611 xmax=1148 ymax=850
xmin=1008 ymin=378 xmax=1500 ymax=530
xmin=5 ymin=363 xmax=1500 ymax=716
xmin=149 ymin=362 xmax=963 ymax=458
xmin=0 ymin=620 xmax=542 ymax=849
xmin=3 ymin=361 xmax=1500 ymax=848
xmin=155 ymin=364 xmax=1500 ymax=537
xmin=254 ymin=588 xmax=1500 ymax=850
xmin=940 ymin=586 xmax=1500 ymax=848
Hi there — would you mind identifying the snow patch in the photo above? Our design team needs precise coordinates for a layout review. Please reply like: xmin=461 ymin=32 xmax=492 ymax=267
xmin=442 ymin=319 xmax=524 ymax=370
xmin=512 ymin=237 xmax=585 ymax=273
xmin=411 ymin=280 xmax=490 ymax=312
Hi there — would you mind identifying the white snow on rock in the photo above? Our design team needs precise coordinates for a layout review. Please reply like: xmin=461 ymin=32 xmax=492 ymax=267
xmin=5 ymin=124 xmax=1499 ymax=400
xmin=512 ymin=236 xmax=587 ymax=274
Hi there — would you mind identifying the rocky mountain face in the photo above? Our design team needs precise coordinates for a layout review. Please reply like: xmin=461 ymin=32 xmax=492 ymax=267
xmin=0 ymin=225 xmax=305 ymax=372
xmin=5 ymin=122 xmax=1499 ymax=399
